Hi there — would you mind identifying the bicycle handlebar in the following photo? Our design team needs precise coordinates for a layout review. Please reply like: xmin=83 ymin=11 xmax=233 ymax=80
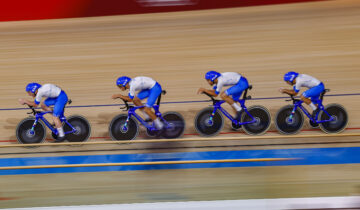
xmin=118 ymin=98 xmax=131 ymax=111
xmin=284 ymin=94 xmax=301 ymax=103
xmin=26 ymin=105 xmax=40 ymax=115
xmin=202 ymin=92 xmax=218 ymax=104
xmin=202 ymin=91 xmax=214 ymax=99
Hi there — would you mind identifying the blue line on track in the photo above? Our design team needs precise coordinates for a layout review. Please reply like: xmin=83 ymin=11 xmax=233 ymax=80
xmin=1 ymin=147 xmax=360 ymax=175
xmin=1 ymin=93 xmax=359 ymax=111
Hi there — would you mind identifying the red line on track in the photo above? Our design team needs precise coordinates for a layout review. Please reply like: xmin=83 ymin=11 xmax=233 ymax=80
xmin=0 ymin=197 xmax=17 ymax=201
xmin=0 ymin=140 xmax=16 ymax=143
xmin=1 ymin=127 xmax=360 ymax=143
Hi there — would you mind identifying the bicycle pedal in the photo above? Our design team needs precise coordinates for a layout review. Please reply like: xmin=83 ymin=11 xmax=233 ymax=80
xmin=232 ymin=122 xmax=242 ymax=130
xmin=309 ymin=119 xmax=319 ymax=128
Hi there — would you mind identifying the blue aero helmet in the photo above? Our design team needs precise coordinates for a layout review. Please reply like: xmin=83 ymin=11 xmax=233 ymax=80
xmin=116 ymin=76 xmax=131 ymax=87
xmin=284 ymin=71 xmax=299 ymax=83
xmin=205 ymin=71 xmax=221 ymax=82
xmin=26 ymin=83 xmax=41 ymax=94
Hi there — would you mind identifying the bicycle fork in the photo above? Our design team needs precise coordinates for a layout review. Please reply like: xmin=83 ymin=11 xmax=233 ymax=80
xmin=122 ymin=116 xmax=130 ymax=132
xmin=205 ymin=109 xmax=217 ymax=126
xmin=288 ymin=108 xmax=296 ymax=123
xmin=30 ymin=119 xmax=39 ymax=135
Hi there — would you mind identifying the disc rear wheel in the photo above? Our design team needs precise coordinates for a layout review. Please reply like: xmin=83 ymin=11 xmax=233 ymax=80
xmin=319 ymin=104 xmax=348 ymax=133
xmin=161 ymin=112 xmax=185 ymax=139
xmin=64 ymin=115 xmax=91 ymax=142
xmin=241 ymin=106 xmax=271 ymax=135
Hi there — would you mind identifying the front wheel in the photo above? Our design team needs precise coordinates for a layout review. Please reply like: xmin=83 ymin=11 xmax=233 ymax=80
xmin=241 ymin=105 xmax=271 ymax=135
xmin=275 ymin=105 xmax=304 ymax=135
xmin=109 ymin=114 xmax=139 ymax=140
xmin=16 ymin=117 xmax=46 ymax=144
xmin=64 ymin=115 xmax=91 ymax=142
xmin=161 ymin=112 xmax=185 ymax=139
xmin=194 ymin=107 xmax=224 ymax=137
xmin=319 ymin=104 xmax=348 ymax=133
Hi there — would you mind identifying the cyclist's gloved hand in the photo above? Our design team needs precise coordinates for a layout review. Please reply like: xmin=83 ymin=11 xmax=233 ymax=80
xmin=279 ymin=87 xmax=285 ymax=93
xmin=18 ymin=98 xmax=25 ymax=105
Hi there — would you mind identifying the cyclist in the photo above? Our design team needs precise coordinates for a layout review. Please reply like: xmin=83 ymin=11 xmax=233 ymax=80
xmin=18 ymin=83 xmax=69 ymax=142
xmin=197 ymin=70 xmax=249 ymax=120
xmin=279 ymin=71 xmax=325 ymax=117
xmin=111 ymin=76 xmax=164 ymax=131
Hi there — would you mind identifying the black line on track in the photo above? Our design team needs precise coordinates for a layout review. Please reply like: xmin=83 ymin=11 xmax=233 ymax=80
xmin=2 ymin=92 xmax=360 ymax=111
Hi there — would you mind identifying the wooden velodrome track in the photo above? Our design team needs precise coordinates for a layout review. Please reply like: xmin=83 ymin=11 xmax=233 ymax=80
xmin=0 ymin=0 xmax=359 ymax=145
xmin=0 ymin=0 xmax=360 ymax=208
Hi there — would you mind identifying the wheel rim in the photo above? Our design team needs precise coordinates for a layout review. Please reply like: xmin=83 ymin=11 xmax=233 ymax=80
xmin=242 ymin=107 xmax=271 ymax=135
xmin=162 ymin=112 xmax=185 ymax=139
xmin=65 ymin=117 xmax=91 ymax=142
xmin=276 ymin=107 xmax=303 ymax=134
xmin=110 ymin=116 xmax=138 ymax=140
xmin=16 ymin=119 xmax=46 ymax=144
xmin=195 ymin=108 xmax=223 ymax=136
xmin=320 ymin=105 xmax=347 ymax=133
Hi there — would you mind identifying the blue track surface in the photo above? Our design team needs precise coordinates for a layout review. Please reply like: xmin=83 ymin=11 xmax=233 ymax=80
xmin=1 ymin=147 xmax=359 ymax=175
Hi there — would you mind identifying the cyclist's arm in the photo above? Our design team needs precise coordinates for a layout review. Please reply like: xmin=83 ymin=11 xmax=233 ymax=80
xmin=122 ymin=95 xmax=133 ymax=102
xmin=120 ymin=94 xmax=133 ymax=102
xmin=20 ymin=99 xmax=38 ymax=107
xmin=111 ymin=94 xmax=132 ymax=102
xmin=197 ymin=88 xmax=218 ymax=96
xmin=204 ymin=89 xmax=217 ymax=96
xmin=111 ymin=94 xmax=123 ymax=99
xmin=282 ymin=89 xmax=298 ymax=96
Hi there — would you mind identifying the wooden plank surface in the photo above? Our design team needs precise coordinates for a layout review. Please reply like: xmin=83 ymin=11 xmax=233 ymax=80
xmin=1 ymin=165 xmax=360 ymax=208
xmin=0 ymin=0 xmax=360 ymax=208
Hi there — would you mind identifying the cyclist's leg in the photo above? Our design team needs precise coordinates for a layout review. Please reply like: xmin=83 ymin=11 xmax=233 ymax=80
xmin=301 ymin=83 xmax=324 ymax=112
xmin=222 ymin=77 xmax=248 ymax=113
xmin=136 ymin=89 xmax=151 ymax=120
xmin=53 ymin=91 xmax=68 ymax=138
xmin=42 ymin=98 xmax=56 ymax=112
xmin=144 ymin=83 xmax=163 ymax=129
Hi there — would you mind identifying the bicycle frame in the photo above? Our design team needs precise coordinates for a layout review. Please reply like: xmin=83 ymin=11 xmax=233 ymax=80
xmin=288 ymin=96 xmax=334 ymax=124
xmin=209 ymin=99 xmax=256 ymax=125
xmin=120 ymin=90 xmax=169 ymax=132
xmin=203 ymin=87 xmax=256 ymax=126
xmin=29 ymin=109 xmax=77 ymax=136
xmin=122 ymin=104 xmax=167 ymax=132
